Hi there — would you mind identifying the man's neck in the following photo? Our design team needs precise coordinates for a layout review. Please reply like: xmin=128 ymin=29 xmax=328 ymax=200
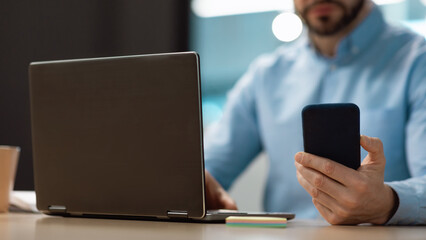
xmin=310 ymin=1 xmax=373 ymax=58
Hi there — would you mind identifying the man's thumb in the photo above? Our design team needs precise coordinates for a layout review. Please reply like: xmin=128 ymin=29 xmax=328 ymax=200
xmin=360 ymin=135 xmax=385 ymax=163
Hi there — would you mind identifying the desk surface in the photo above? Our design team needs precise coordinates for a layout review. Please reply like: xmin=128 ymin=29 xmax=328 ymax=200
xmin=1 ymin=213 xmax=425 ymax=240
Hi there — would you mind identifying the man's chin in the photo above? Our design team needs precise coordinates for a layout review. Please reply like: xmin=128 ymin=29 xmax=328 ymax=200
xmin=307 ymin=21 xmax=345 ymax=36
xmin=303 ymin=0 xmax=366 ymax=37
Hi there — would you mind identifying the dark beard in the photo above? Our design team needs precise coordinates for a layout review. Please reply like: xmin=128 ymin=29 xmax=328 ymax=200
xmin=299 ymin=0 xmax=365 ymax=36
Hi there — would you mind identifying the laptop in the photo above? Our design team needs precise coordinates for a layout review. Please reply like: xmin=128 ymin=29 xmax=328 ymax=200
xmin=29 ymin=52 xmax=295 ymax=222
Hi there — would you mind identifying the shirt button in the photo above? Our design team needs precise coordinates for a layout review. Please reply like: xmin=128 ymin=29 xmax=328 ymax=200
xmin=330 ymin=64 xmax=336 ymax=71
xmin=352 ymin=46 xmax=359 ymax=55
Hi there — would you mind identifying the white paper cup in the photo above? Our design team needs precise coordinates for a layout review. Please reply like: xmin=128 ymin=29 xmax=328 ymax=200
xmin=0 ymin=146 xmax=20 ymax=213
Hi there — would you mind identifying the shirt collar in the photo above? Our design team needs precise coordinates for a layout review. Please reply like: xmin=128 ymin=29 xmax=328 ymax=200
xmin=336 ymin=4 xmax=386 ymax=61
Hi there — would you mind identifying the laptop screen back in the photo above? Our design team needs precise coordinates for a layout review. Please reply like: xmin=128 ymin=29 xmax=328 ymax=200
xmin=29 ymin=52 xmax=205 ymax=219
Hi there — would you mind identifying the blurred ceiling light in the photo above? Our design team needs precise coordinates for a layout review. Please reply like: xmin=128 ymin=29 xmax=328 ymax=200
xmin=192 ymin=0 xmax=406 ymax=18
xmin=421 ymin=0 xmax=426 ymax=6
xmin=272 ymin=12 xmax=303 ymax=42
xmin=192 ymin=0 xmax=293 ymax=18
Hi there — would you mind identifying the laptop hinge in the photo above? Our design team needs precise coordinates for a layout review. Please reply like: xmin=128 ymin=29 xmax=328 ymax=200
xmin=48 ymin=205 xmax=67 ymax=214
xmin=167 ymin=210 xmax=188 ymax=218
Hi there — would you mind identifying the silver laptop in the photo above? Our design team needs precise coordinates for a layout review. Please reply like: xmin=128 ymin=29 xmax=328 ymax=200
xmin=29 ymin=52 xmax=294 ymax=222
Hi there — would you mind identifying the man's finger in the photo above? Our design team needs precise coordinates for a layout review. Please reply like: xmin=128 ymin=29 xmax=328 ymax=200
xmin=295 ymin=162 xmax=348 ymax=199
xmin=296 ymin=170 xmax=340 ymax=210
xmin=219 ymin=189 xmax=238 ymax=210
xmin=205 ymin=170 xmax=238 ymax=210
xmin=312 ymin=199 xmax=334 ymax=223
xmin=295 ymin=152 xmax=357 ymax=186
xmin=296 ymin=170 xmax=319 ymax=198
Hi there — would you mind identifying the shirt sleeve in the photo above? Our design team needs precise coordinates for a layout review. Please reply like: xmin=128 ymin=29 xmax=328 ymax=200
xmin=386 ymin=176 xmax=426 ymax=225
xmin=386 ymin=46 xmax=426 ymax=225
xmin=204 ymin=61 xmax=263 ymax=190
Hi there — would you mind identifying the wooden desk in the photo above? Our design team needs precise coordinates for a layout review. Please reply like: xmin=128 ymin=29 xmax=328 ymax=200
xmin=1 ymin=213 xmax=425 ymax=240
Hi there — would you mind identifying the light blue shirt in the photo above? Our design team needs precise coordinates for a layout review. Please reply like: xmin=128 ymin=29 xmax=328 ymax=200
xmin=204 ymin=6 xmax=426 ymax=225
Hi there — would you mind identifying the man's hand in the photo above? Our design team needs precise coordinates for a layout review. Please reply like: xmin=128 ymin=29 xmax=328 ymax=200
xmin=204 ymin=170 xmax=238 ymax=210
xmin=295 ymin=135 xmax=397 ymax=225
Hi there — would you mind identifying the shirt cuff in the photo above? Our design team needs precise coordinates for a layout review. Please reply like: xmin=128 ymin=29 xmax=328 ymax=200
xmin=385 ymin=181 xmax=425 ymax=225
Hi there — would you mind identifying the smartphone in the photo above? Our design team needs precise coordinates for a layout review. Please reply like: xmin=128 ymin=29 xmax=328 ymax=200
xmin=302 ymin=103 xmax=360 ymax=170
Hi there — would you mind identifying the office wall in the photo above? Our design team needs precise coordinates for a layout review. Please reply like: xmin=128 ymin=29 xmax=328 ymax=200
xmin=0 ymin=0 xmax=190 ymax=190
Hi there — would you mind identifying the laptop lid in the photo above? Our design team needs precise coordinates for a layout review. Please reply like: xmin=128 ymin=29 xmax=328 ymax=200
xmin=29 ymin=52 xmax=206 ymax=219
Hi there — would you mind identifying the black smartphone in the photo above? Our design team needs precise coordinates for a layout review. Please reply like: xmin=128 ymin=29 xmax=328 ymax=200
xmin=302 ymin=103 xmax=360 ymax=170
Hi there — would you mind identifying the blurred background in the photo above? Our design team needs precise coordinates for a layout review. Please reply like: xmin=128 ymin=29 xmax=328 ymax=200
xmin=1 ymin=0 xmax=425 ymax=210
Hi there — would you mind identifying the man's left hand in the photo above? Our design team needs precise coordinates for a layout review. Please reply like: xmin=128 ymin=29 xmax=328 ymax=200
xmin=295 ymin=135 xmax=397 ymax=225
